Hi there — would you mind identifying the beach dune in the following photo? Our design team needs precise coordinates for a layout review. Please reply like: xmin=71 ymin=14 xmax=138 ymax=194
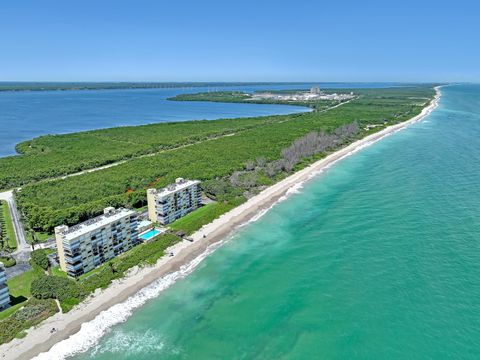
xmin=0 ymin=87 xmax=441 ymax=360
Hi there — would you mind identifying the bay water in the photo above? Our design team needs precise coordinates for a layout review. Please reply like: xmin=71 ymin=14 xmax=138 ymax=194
xmin=36 ymin=84 xmax=480 ymax=359
xmin=0 ymin=83 xmax=398 ymax=157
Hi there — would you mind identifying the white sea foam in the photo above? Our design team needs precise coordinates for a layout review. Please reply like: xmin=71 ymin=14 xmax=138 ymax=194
xmin=285 ymin=181 xmax=304 ymax=195
xmin=241 ymin=182 xmax=307 ymax=226
xmin=240 ymin=122 xmax=420 ymax=226
xmin=33 ymin=243 xmax=220 ymax=360
xmin=242 ymin=207 xmax=271 ymax=224
xmin=89 ymin=329 xmax=165 ymax=357
xmin=33 ymin=92 xmax=439 ymax=360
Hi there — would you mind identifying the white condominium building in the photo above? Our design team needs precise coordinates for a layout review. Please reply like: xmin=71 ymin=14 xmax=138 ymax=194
xmin=0 ymin=262 xmax=10 ymax=310
xmin=55 ymin=207 xmax=139 ymax=277
xmin=147 ymin=178 xmax=201 ymax=225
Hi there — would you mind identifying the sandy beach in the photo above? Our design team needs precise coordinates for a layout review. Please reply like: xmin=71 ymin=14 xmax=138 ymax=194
xmin=0 ymin=87 xmax=441 ymax=360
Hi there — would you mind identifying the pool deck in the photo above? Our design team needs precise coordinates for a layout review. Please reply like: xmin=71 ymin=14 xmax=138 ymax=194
xmin=138 ymin=227 xmax=165 ymax=241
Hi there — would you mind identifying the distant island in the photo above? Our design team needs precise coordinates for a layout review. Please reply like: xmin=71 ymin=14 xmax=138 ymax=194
xmin=0 ymin=81 xmax=426 ymax=93
xmin=0 ymin=85 xmax=439 ymax=357
xmin=0 ymin=82 xmax=314 ymax=92
xmin=169 ymin=87 xmax=357 ymax=111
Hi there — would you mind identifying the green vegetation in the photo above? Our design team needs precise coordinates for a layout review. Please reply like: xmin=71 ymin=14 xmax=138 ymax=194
xmin=170 ymin=90 xmax=338 ymax=110
xmin=170 ymin=202 xmax=235 ymax=235
xmin=25 ymin=230 xmax=52 ymax=247
xmin=31 ymin=231 xmax=51 ymax=242
xmin=31 ymin=275 xmax=81 ymax=312
xmin=0 ymin=256 xmax=16 ymax=267
xmin=0 ymin=298 xmax=58 ymax=344
xmin=15 ymin=87 xmax=435 ymax=233
xmin=0 ymin=201 xmax=16 ymax=250
xmin=0 ymin=89 xmax=343 ymax=191
xmin=30 ymin=249 xmax=50 ymax=270
xmin=0 ymin=233 xmax=180 ymax=344
xmin=171 ymin=91 xmax=252 ymax=102
xmin=0 ymin=82 xmax=296 ymax=92
xmin=0 ymin=114 xmax=299 ymax=190
xmin=5 ymin=234 xmax=178 ymax=308
xmin=78 ymin=233 xmax=179 ymax=293
xmin=31 ymin=275 xmax=79 ymax=300
xmin=0 ymin=85 xmax=436 ymax=345
xmin=33 ymin=234 xmax=179 ymax=311
xmin=0 ymin=302 xmax=24 ymax=321
xmin=50 ymin=266 xmax=68 ymax=278
xmin=7 ymin=266 xmax=45 ymax=298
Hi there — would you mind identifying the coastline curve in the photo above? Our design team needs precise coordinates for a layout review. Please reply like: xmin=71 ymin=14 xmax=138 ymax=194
xmin=0 ymin=86 xmax=442 ymax=360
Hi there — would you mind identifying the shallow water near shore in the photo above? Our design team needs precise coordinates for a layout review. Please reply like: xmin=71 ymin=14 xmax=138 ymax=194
xmin=47 ymin=85 xmax=480 ymax=359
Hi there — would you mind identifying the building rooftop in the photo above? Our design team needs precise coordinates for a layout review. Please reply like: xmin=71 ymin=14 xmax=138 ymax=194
xmin=148 ymin=178 xmax=200 ymax=198
xmin=55 ymin=208 xmax=136 ymax=241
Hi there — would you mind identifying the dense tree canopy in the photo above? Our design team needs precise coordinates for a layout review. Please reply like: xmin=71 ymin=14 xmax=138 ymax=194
xmin=30 ymin=249 xmax=50 ymax=270
xmin=14 ymin=87 xmax=435 ymax=232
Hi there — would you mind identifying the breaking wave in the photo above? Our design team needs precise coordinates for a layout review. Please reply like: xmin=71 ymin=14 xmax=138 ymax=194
xmin=33 ymin=101 xmax=435 ymax=359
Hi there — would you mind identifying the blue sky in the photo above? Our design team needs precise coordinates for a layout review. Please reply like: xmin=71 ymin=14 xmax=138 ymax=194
xmin=1 ymin=0 xmax=479 ymax=82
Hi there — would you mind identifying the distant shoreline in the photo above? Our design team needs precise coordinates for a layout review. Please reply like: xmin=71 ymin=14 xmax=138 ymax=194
xmin=0 ymin=87 xmax=312 ymax=160
xmin=0 ymin=81 xmax=429 ymax=93
xmin=0 ymin=86 xmax=441 ymax=360
xmin=0 ymin=82 xmax=316 ymax=93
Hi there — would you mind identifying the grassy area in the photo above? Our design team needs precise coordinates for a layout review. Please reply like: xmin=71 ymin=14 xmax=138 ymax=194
xmin=25 ymin=230 xmax=52 ymax=245
xmin=50 ymin=266 xmax=68 ymax=278
xmin=170 ymin=202 xmax=235 ymax=235
xmin=0 ymin=256 xmax=16 ymax=267
xmin=35 ymin=231 xmax=51 ymax=242
xmin=6 ymin=233 xmax=181 ymax=304
xmin=0 ymin=301 xmax=24 ymax=321
xmin=7 ymin=266 xmax=44 ymax=298
xmin=76 ymin=234 xmax=180 ymax=295
xmin=0 ymin=232 xmax=182 ymax=344
xmin=0 ymin=200 xmax=16 ymax=250
xmin=15 ymin=87 xmax=435 ymax=233
xmin=1 ymin=266 xmax=46 ymax=332
xmin=77 ymin=260 xmax=112 ymax=281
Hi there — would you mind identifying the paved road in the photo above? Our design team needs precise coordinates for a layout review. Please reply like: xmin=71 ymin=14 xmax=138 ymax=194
xmin=5 ymin=251 xmax=31 ymax=278
xmin=0 ymin=190 xmax=32 ymax=278
xmin=0 ymin=190 xmax=29 ymax=252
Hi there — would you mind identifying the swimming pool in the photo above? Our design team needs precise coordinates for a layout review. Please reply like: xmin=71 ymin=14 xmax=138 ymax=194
xmin=138 ymin=228 xmax=162 ymax=241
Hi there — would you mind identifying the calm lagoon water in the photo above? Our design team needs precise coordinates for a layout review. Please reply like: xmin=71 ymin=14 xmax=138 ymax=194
xmin=29 ymin=83 xmax=480 ymax=359
xmin=0 ymin=82 xmax=399 ymax=157
xmin=39 ymin=84 xmax=480 ymax=359
xmin=0 ymin=85 xmax=308 ymax=157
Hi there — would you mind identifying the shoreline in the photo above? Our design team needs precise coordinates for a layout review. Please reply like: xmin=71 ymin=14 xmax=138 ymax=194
xmin=0 ymin=87 xmax=441 ymax=360
xmin=0 ymin=103 xmax=311 ymax=160
xmin=0 ymin=82 xmax=311 ymax=94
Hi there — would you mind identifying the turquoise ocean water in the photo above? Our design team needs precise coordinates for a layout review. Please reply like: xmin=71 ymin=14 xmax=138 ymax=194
xmin=45 ymin=84 xmax=480 ymax=359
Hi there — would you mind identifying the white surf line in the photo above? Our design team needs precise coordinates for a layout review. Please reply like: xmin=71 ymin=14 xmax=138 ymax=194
xmin=37 ymin=88 xmax=442 ymax=360
xmin=1 ymin=87 xmax=441 ymax=360
xmin=32 ymin=240 xmax=226 ymax=360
